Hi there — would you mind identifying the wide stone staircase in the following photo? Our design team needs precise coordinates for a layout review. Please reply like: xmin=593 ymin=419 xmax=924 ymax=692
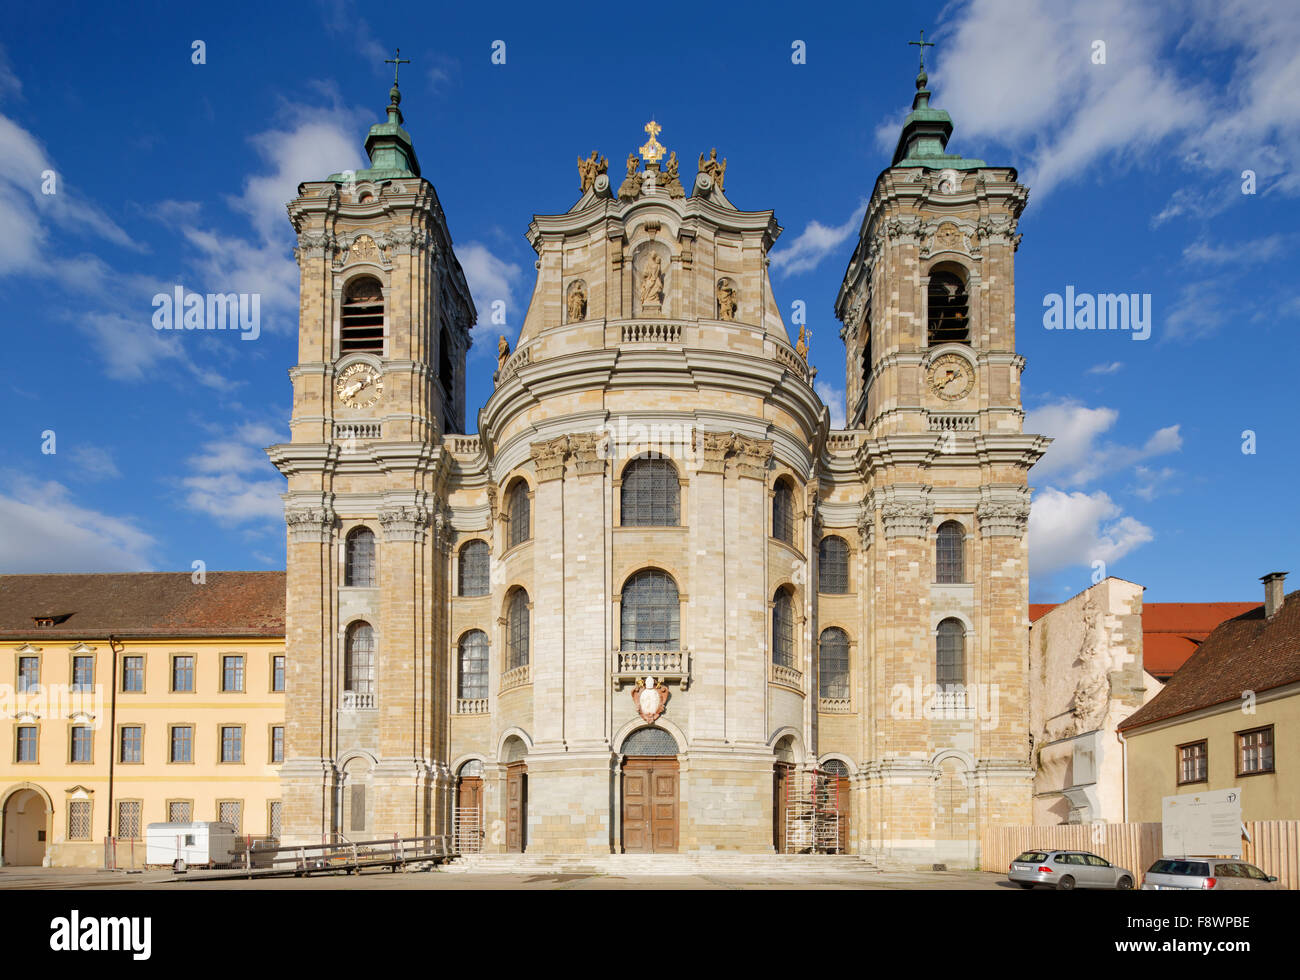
xmin=442 ymin=852 xmax=890 ymax=876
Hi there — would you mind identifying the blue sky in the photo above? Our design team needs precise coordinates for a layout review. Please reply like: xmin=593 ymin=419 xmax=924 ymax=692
xmin=0 ymin=0 xmax=1296 ymax=603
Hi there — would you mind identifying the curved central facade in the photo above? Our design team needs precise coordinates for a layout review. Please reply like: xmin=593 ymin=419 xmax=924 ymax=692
xmin=271 ymin=74 xmax=1049 ymax=865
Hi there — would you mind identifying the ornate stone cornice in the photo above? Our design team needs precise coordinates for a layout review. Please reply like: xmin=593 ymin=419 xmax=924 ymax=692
xmin=378 ymin=505 xmax=429 ymax=542
xmin=976 ymin=494 xmax=1031 ymax=537
xmin=285 ymin=506 xmax=335 ymax=543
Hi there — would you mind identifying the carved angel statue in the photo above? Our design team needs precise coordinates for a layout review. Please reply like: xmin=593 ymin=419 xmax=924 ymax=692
xmin=497 ymin=335 xmax=510 ymax=366
xmin=796 ymin=324 xmax=809 ymax=361
xmin=660 ymin=151 xmax=685 ymax=199
xmin=577 ymin=150 xmax=607 ymax=192
xmin=618 ymin=153 xmax=643 ymax=201
xmin=699 ymin=148 xmax=727 ymax=190
xmin=566 ymin=281 xmax=587 ymax=322
xmin=639 ymin=252 xmax=664 ymax=306
xmin=716 ymin=278 xmax=737 ymax=321
xmin=625 ymin=153 xmax=639 ymax=177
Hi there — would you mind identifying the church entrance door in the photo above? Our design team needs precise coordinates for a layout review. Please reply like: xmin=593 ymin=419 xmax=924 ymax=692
xmin=621 ymin=757 xmax=678 ymax=853
xmin=505 ymin=763 xmax=527 ymax=853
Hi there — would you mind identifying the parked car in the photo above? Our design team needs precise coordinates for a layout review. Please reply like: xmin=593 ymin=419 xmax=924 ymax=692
xmin=1141 ymin=858 xmax=1281 ymax=890
xmin=1007 ymin=849 xmax=1135 ymax=890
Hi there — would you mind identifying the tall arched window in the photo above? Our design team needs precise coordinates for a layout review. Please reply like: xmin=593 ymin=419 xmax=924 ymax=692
xmin=458 ymin=630 xmax=489 ymax=700
xmin=621 ymin=458 xmax=680 ymax=527
xmin=772 ymin=587 xmax=795 ymax=668
xmin=506 ymin=589 xmax=530 ymax=670
xmin=506 ymin=480 xmax=530 ymax=548
xmin=936 ymin=618 xmax=966 ymax=691
xmin=344 ymin=622 xmax=375 ymax=694
xmin=928 ymin=270 xmax=969 ymax=345
xmin=345 ymin=527 xmax=376 ymax=588
xmin=819 ymin=536 xmax=850 ymax=594
xmin=773 ymin=478 xmax=795 ymax=545
xmin=620 ymin=569 xmax=680 ymax=650
xmin=458 ymin=540 xmax=489 ymax=597
xmin=936 ymin=521 xmax=965 ymax=584
xmin=341 ymin=276 xmax=385 ymax=353
xmin=819 ymin=628 xmax=849 ymax=699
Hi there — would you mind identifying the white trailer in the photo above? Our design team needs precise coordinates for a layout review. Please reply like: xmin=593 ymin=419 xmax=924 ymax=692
xmin=144 ymin=821 xmax=241 ymax=870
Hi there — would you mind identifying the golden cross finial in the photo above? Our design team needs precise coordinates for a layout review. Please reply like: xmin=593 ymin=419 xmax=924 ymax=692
xmin=639 ymin=120 xmax=666 ymax=163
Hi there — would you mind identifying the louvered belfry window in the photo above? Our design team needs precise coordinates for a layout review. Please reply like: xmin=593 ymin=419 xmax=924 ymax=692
xmin=620 ymin=570 xmax=680 ymax=651
xmin=819 ymin=628 xmax=850 ymax=699
xmin=458 ymin=540 xmax=490 ymax=596
xmin=936 ymin=619 xmax=966 ymax=691
xmin=928 ymin=271 xmax=969 ymax=345
xmin=340 ymin=276 xmax=384 ymax=353
xmin=621 ymin=458 xmax=680 ymax=527
xmin=819 ymin=536 xmax=849 ymax=593
xmin=772 ymin=588 xmax=795 ymax=668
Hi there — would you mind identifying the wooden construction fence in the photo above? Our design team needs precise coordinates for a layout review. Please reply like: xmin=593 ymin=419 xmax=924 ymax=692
xmin=981 ymin=821 xmax=1300 ymax=890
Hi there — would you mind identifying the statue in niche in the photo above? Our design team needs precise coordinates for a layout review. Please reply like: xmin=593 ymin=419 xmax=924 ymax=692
xmin=699 ymin=148 xmax=727 ymax=190
xmin=716 ymin=278 xmax=738 ymax=321
xmin=618 ymin=153 xmax=643 ymax=201
xmin=566 ymin=280 xmax=587 ymax=322
xmin=577 ymin=150 xmax=607 ymax=192
xmin=639 ymin=252 xmax=664 ymax=308
xmin=661 ymin=151 xmax=685 ymax=198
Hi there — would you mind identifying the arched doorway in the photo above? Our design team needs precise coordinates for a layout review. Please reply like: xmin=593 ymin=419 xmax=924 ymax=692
xmin=502 ymin=736 xmax=528 ymax=853
xmin=620 ymin=727 xmax=679 ymax=853
xmin=773 ymin=735 xmax=796 ymax=853
xmin=454 ymin=760 xmax=484 ymax=853
xmin=3 ymin=788 xmax=49 ymax=866
xmin=341 ymin=757 xmax=371 ymax=838
xmin=821 ymin=759 xmax=851 ymax=854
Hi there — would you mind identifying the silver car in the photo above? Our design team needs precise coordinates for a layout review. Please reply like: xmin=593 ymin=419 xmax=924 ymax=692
xmin=1141 ymin=858 xmax=1281 ymax=890
xmin=1007 ymin=849 xmax=1135 ymax=890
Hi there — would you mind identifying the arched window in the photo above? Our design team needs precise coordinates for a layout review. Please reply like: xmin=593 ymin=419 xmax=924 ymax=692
xmin=345 ymin=527 xmax=375 ymax=588
xmin=458 ymin=540 xmax=489 ymax=597
xmin=341 ymin=276 xmax=385 ymax=353
xmin=928 ymin=270 xmax=969 ymax=345
xmin=458 ymin=630 xmax=489 ymax=700
xmin=819 ymin=628 xmax=849 ymax=699
xmin=506 ymin=480 xmax=530 ymax=548
xmin=620 ymin=569 xmax=680 ymax=651
xmin=439 ymin=324 xmax=454 ymax=393
xmin=936 ymin=618 xmax=965 ymax=691
xmin=772 ymin=478 xmax=795 ymax=545
xmin=936 ymin=521 xmax=965 ymax=584
xmin=772 ymin=587 xmax=795 ymax=668
xmin=819 ymin=536 xmax=850 ymax=594
xmin=344 ymin=622 xmax=375 ymax=694
xmin=621 ymin=458 xmax=680 ymax=527
xmin=506 ymin=589 xmax=530 ymax=670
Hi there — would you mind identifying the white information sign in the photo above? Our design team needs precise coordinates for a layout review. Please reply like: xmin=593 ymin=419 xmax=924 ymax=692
xmin=1162 ymin=788 xmax=1243 ymax=857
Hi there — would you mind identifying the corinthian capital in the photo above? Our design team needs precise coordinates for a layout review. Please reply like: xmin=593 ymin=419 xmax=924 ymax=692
xmin=378 ymin=505 xmax=430 ymax=542
xmin=976 ymin=494 xmax=1031 ymax=537
xmin=285 ymin=505 xmax=336 ymax=543
xmin=530 ymin=435 xmax=570 ymax=482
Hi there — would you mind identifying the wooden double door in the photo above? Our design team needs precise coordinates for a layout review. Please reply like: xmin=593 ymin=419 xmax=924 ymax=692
xmin=622 ymin=756 xmax=679 ymax=853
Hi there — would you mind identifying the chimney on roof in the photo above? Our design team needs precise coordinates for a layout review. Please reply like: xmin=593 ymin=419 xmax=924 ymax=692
xmin=1261 ymin=571 xmax=1288 ymax=619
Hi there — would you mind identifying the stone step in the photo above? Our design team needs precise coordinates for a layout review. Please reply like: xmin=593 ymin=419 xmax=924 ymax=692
xmin=443 ymin=853 xmax=885 ymax=875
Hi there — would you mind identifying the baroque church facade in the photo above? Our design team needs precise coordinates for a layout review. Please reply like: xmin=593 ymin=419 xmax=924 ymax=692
xmin=269 ymin=63 xmax=1047 ymax=866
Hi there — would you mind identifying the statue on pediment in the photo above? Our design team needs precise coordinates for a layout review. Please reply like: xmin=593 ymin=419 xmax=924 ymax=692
xmin=618 ymin=153 xmax=643 ymax=201
xmin=661 ymin=151 xmax=685 ymax=198
xmin=577 ymin=150 xmax=608 ymax=192
xmin=699 ymin=148 xmax=726 ymax=191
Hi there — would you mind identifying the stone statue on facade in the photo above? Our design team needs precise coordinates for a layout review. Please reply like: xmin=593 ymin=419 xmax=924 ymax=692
xmin=699 ymin=148 xmax=727 ymax=190
xmin=639 ymin=252 xmax=664 ymax=308
xmin=716 ymin=278 xmax=737 ymax=321
xmin=661 ymin=151 xmax=685 ymax=198
xmin=566 ymin=280 xmax=587 ymax=322
xmin=618 ymin=153 xmax=643 ymax=201
xmin=497 ymin=335 xmax=509 ymax=367
xmin=577 ymin=150 xmax=607 ymax=192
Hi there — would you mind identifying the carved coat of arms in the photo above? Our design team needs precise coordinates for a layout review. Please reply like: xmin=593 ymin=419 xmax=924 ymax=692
xmin=631 ymin=676 xmax=668 ymax=724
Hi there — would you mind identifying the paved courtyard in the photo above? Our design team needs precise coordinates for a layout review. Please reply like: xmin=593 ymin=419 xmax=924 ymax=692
xmin=0 ymin=865 xmax=1007 ymax=890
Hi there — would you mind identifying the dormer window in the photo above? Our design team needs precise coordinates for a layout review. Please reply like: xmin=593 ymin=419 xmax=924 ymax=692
xmin=33 ymin=613 xmax=72 ymax=628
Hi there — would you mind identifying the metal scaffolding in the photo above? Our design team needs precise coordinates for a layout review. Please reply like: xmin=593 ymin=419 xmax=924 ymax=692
xmin=783 ymin=768 xmax=842 ymax=854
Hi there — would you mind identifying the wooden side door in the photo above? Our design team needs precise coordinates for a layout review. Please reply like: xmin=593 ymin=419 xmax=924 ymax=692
xmin=623 ymin=757 xmax=678 ymax=853
xmin=650 ymin=759 xmax=679 ymax=853
xmin=622 ymin=763 xmax=651 ymax=853
xmin=774 ymin=763 xmax=793 ymax=853
xmin=505 ymin=763 xmax=526 ymax=853
xmin=837 ymin=776 xmax=850 ymax=853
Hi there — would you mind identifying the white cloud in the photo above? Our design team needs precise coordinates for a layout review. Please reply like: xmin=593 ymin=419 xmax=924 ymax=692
xmin=769 ymin=201 xmax=867 ymax=276
xmin=927 ymin=0 xmax=1300 ymax=205
xmin=1086 ymin=361 xmax=1123 ymax=375
xmin=1027 ymin=399 xmax=1181 ymax=485
xmin=1130 ymin=465 xmax=1180 ymax=502
xmin=1182 ymin=235 xmax=1285 ymax=265
xmin=815 ymin=381 xmax=846 ymax=429
xmin=69 ymin=446 xmax=122 ymax=481
xmin=179 ymin=422 xmax=287 ymax=526
xmin=459 ymin=242 xmax=524 ymax=348
xmin=0 ymin=477 xmax=156 ymax=573
xmin=1029 ymin=487 xmax=1154 ymax=577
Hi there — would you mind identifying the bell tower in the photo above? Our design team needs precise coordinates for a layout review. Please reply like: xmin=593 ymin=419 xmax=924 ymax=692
xmin=269 ymin=57 xmax=476 ymax=846
xmin=834 ymin=40 xmax=1050 ymax=866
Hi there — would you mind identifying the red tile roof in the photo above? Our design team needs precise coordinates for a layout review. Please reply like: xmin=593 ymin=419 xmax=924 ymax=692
xmin=0 ymin=572 xmax=286 ymax=640
xmin=1119 ymin=592 xmax=1300 ymax=732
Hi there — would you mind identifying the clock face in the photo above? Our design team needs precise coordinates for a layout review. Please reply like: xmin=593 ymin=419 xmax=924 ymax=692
xmin=927 ymin=353 xmax=975 ymax=401
xmin=335 ymin=362 xmax=383 ymax=409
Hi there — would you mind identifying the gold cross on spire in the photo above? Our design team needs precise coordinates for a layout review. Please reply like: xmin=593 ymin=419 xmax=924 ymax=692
xmin=639 ymin=120 xmax=666 ymax=163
